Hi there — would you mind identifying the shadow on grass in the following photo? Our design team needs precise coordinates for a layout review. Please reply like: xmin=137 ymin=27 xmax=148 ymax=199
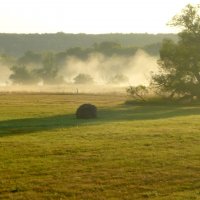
xmin=0 ymin=114 xmax=80 ymax=136
xmin=1 ymin=105 xmax=200 ymax=136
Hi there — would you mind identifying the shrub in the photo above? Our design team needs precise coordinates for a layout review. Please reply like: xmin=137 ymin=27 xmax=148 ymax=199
xmin=126 ymin=85 xmax=148 ymax=101
xmin=73 ymin=73 xmax=94 ymax=84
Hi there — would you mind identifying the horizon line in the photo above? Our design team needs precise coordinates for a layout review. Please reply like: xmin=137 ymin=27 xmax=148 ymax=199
xmin=0 ymin=32 xmax=177 ymax=35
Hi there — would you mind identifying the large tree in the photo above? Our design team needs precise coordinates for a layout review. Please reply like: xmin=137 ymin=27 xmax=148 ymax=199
xmin=153 ymin=4 xmax=200 ymax=99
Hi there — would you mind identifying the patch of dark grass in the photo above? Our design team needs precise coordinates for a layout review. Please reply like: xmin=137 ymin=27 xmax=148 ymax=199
xmin=125 ymin=96 xmax=200 ymax=106
xmin=1 ymin=103 xmax=200 ymax=137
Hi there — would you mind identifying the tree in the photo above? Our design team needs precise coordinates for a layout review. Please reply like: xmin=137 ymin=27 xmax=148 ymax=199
xmin=36 ymin=52 xmax=64 ymax=84
xmin=17 ymin=51 xmax=42 ymax=65
xmin=73 ymin=73 xmax=94 ymax=84
xmin=94 ymin=41 xmax=122 ymax=56
xmin=152 ymin=4 xmax=200 ymax=99
xmin=9 ymin=65 xmax=39 ymax=84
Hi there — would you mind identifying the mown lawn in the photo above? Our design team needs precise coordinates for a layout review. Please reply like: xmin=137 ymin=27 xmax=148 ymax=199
xmin=0 ymin=93 xmax=199 ymax=200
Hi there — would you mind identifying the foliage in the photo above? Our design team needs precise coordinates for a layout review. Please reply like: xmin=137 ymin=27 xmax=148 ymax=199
xmin=126 ymin=85 xmax=148 ymax=101
xmin=9 ymin=52 xmax=66 ymax=85
xmin=0 ymin=33 xmax=177 ymax=56
xmin=152 ymin=4 xmax=200 ymax=99
xmin=37 ymin=52 xmax=65 ymax=84
xmin=9 ymin=65 xmax=39 ymax=84
xmin=0 ymin=54 xmax=16 ymax=66
xmin=1 ymin=32 xmax=176 ymax=85
xmin=1 ymin=34 xmax=175 ymax=85
xmin=143 ymin=43 xmax=161 ymax=56
xmin=17 ymin=51 xmax=42 ymax=65
xmin=73 ymin=73 xmax=94 ymax=84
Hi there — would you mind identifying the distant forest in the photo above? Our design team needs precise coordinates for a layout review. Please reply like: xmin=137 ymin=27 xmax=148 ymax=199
xmin=0 ymin=33 xmax=177 ymax=56
xmin=0 ymin=33 xmax=178 ymax=86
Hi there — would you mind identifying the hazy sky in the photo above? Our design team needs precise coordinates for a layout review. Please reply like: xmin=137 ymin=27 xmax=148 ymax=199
xmin=0 ymin=0 xmax=199 ymax=34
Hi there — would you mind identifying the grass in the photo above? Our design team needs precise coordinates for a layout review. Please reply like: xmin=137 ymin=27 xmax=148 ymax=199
xmin=0 ymin=93 xmax=200 ymax=200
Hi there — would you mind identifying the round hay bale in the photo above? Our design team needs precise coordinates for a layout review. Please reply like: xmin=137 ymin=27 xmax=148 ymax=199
xmin=76 ymin=104 xmax=97 ymax=119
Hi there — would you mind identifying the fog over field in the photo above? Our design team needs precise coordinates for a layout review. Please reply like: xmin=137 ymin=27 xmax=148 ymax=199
xmin=0 ymin=50 xmax=158 ymax=93
xmin=0 ymin=65 xmax=12 ymax=86
xmin=60 ymin=50 xmax=158 ymax=85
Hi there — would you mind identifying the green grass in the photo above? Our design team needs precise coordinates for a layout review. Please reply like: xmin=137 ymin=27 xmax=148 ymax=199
xmin=0 ymin=93 xmax=199 ymax=200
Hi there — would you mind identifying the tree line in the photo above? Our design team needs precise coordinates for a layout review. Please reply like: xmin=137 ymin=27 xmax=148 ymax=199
xmin=0 ymin=41 xmax=153 ymax=85
xmin=0 ymin=33 xmax=177 ymax=56
xmin=1 ymin=3 xmax=199 ymax=101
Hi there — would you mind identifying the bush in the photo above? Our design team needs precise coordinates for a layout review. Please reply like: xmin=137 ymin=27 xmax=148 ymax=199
xmin=73 ymin=73 xmax=94 ymax=84
xmin=126 ymin=85 xmax=148 ymax=101
xmin=76 ymin=104 xmax=97 ymax=119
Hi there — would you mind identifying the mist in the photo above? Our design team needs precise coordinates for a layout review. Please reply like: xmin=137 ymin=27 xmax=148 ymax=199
xmin=0 ymin=64 xmax=12 ymax=86
xmin=0 ymin=50 xmax=159 ymax=93
xmin=60 ymin=49 xmax=158 ymax=85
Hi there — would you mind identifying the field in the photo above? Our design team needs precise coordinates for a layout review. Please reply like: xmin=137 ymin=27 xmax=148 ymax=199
xmin=0 ymin=93 xmax=200 ymax=200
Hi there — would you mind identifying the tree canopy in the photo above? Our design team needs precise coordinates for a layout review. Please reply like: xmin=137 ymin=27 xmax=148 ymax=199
xmin=0 ymin=33 xmax=177 ymax=56
xmin=152 ymin=4 xmax=200 ymax=99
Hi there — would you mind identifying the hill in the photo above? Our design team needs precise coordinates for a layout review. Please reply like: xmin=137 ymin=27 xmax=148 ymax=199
xmin=0 ymin=33 xmax=177 ymax=56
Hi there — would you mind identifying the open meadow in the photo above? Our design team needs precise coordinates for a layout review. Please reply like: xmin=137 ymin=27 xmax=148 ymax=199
xmin=0 ymin=93 xmax=200 ymax=200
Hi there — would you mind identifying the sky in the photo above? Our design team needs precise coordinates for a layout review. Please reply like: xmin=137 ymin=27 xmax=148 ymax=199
xmin=0 ymin=0 xmax=199 ymax=34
